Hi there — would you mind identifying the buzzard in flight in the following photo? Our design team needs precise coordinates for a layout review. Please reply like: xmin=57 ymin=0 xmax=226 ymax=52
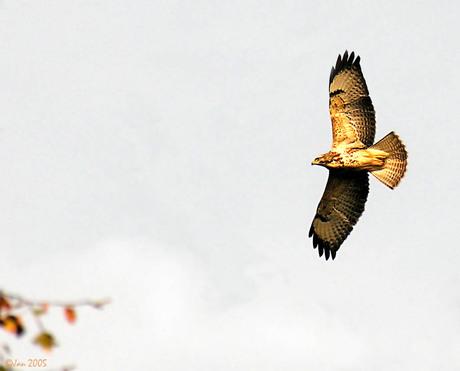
xmin=309 ymin=51 xmax=407 ymax=260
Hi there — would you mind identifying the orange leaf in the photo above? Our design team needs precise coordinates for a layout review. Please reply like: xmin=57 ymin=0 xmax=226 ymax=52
xmin=41 ymin=303 xmax=49 ymax=313
xmin=34 ymin=332 xmax=56 ymax=353
xmin=2 ymin=315 xmax=24 ymax=336
xmin=64 ymin=307 xmax=76 ymax=324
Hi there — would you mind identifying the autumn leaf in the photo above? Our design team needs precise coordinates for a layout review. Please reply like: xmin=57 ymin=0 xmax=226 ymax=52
xmin=64 ymin=307 xmax=77 ymax=324
xmin=33 ymin=308 xmax=44 ymax=317
xmin=41 ymin=302 xmax=49 ymax=313
xmin=34 ymin=332 xmax=56 ymax=353
xmin=1 ymin=315 xmax=24 ymax=336
xmin=0 ymin=296 xmax=11 ymax=312
xmin=33 ymin=302 xmax=49 ymax=316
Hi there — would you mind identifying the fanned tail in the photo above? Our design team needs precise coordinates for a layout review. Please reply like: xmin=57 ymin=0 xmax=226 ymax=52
xmin=370 ymin=132 xmax=407 ymax=189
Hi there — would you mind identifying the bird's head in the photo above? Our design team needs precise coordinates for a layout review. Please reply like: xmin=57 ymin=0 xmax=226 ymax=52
xmin=311 ymin=153 xmax=333 ymax=167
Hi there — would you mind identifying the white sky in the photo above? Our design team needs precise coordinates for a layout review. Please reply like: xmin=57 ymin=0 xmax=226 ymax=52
xmin=0 ymin=1 xmax=459 ymax=370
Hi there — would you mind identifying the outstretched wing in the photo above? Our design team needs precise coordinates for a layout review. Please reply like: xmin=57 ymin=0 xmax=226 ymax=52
xmin=329 ymin=51 xmax=375 ymax=148
xmin=309 ymin=170 xmax=369 ymax=260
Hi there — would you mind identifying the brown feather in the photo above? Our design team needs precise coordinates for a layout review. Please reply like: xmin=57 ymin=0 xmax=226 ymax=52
xmin=329 ymin=51 xmax=375 ymax=148
xmin=309 ymin=170 xmax=369 ymax=260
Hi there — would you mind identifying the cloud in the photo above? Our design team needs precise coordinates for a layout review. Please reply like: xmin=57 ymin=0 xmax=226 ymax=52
xmin=62 ymin=238 xmax=367 ymax=370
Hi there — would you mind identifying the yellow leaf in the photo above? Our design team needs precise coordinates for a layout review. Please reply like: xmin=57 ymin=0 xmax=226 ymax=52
xmin=34 ymin=332 xmax=56 ymax=353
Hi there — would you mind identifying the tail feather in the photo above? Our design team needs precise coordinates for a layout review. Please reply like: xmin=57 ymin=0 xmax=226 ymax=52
xmin=370 ymin=132 xmax=407 ymax=189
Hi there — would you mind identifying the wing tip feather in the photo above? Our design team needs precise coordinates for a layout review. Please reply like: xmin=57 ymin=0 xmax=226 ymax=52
xmin=329 ymin=50 xmax=361 ymax=85
xmin=309 ymin=226 xmax=338 ymax=261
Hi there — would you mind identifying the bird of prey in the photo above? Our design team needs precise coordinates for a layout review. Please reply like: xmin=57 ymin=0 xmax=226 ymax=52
xmin=309 ymin=51 xmax=407 ymax=260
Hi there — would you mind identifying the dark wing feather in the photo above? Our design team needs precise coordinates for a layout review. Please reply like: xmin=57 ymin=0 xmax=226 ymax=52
xmin=329 ymin=51 xmax=376 ymax=148
xmin=309 ymin=170 xmax=369 ymax=260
